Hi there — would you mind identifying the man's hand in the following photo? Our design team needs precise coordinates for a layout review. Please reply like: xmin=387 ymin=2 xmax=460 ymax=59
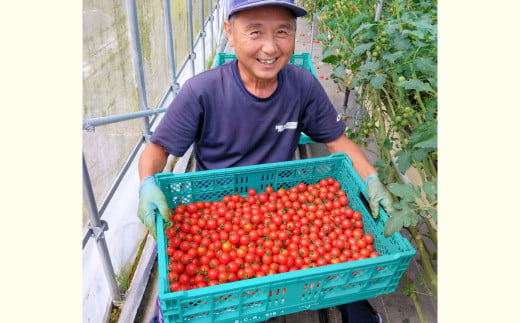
xmin=137 ymin=176 xmax=170 ymax=239
xmin=365 ymin=174 xmax=396 ymax=219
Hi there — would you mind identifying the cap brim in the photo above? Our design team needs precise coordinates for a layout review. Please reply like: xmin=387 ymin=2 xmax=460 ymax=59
xmin=228 ymin=2 xmax=307 ymax=19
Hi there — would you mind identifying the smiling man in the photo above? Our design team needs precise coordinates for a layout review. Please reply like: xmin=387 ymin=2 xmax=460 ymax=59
xmin=225 ymin=4 xmax=299 ymax=97
xmin=139 ymin=1 xmax=388 ymax=322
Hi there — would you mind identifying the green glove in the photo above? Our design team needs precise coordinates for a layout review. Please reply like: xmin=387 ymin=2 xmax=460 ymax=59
xmin=137 ymin=176 xmax=170 ymax=240
xmin=365 ymin=174 xmax=396 ymax=219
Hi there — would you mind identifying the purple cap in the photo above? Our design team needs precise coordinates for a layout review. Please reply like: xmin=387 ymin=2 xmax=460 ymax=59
xmin=228 ymin=0 xmax=308 ymax=19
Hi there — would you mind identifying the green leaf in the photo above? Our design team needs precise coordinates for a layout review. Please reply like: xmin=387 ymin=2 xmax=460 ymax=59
xmin=350 ymin=59 xmax=362 ymax=71
xmin=374 ymin=159 xmax=388 ymax=184
xmin=427 ymin=77 xmax=438 ymax=92
xmin=422 ymin=181 xmax=437 ymax=203
xmin=322 ymin=54 xmax=341 ymax=65
xmin=352 ymin=22 xmax=374 ymax=38
xmin=414 ymin=134 xmax=437 ymax=149
xmin=383 ymin=137 xmax=393 ymax=151
xmin=409 ymin=123 xmax=437 ymax=150
xmin=359 ymin=30 xmax=377 ymax=41
xmin=413 ymin=58 xmax=436 ymax=75
xmin=388 ymin=183 xmax=418 ymax=203
xmin=412 ymin=148 xmax=429 ymax=162
xmin=333 ymin=64 xmax=346 ymax=78
xmin=395 ymin=149 xmax=412 ymax=174
xmin=351 ymin=42 xmax=375 ymax=59
xmin=409 ymin=123 xmax=435 ymax=145
xmin=384 ymin=203 xmax=417 ymax=237
xmin=393 ymin=36 xmax=412 ymax=51
xmin=410 ymin=20 xmax=435 ymax=32
xmin=382 ymin=51 xmax=403 ymax=63
xmin=403 ymin=29 xmax=425 ymax=39
xmin=370 ymin=73 xmax=387 ymax=88
xmin=397 ymin=79 xmax=435 ymax=93
xmin=317 ymin=32 xmax=329 ymax=42
xmin=359 ymin=61 xmax=380 ymax=73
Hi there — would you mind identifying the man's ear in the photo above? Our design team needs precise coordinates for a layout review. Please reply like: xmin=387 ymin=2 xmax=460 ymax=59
xmin=224 ymin=20 xmax=234 ymax=47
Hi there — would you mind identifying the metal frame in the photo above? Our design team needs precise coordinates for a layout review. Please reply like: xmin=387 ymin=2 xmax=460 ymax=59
xmin=82 ymin=0 xmax=228 ymax=306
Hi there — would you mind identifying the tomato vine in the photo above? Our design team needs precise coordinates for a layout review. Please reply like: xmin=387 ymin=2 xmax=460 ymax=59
xmin=304 ymin=0 xmax=437 ymax=321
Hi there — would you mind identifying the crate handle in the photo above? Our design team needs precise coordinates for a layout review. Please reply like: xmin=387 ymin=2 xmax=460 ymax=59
xmin=156 ymin=212 xmax=170 ymax=295
xmin=358 ymin=191 xmax=373 ymax=218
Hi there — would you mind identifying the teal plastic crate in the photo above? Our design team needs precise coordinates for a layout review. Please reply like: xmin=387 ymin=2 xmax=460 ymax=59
xmin=155 ymin=153 xmax=416 ymax=323
xmin=215 ymin=52 xmax=316 ymax=145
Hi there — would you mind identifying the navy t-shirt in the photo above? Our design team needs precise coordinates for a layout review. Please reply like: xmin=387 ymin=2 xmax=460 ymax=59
xmin=150 ymin=60 xmax=345 ymax=171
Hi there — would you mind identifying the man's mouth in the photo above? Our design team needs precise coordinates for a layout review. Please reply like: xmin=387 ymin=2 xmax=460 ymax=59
xmin=258 ymin=58 xmax=277 ymax=65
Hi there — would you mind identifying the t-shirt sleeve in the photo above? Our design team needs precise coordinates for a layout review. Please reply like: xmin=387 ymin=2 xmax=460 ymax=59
xmin=300 ymin=76 xmax=345 ymax=143
xmin=149 ymin=80 xmax=202 ymax=157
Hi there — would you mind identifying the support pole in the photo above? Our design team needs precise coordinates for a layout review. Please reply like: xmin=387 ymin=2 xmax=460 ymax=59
xmin=310 ymin=13 xmax=317 ymax=55
xmin=187 ymin=0 xmax=196 ymax=76
xmin=375 ymin=0 xmax=385 ymax=22
xmin=163 ymin=0 xmax=180 ymax=95
xmin=126 ymin=0 xmax=151 ymax=138
xmin=83 ymin=153 xmax=122 ymax=304
xmin=200 ymin=0 xmax=206 ymax=70
xmin=209 ymin=0 xmax=215 ymax=49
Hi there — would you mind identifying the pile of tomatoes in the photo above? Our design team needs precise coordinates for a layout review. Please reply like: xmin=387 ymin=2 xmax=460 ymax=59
xmin=163 ymin=177 xmax=379 ymax=292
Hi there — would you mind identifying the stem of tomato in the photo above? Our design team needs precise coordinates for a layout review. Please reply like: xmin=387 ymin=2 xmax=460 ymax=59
xmin=423 ymin=214 xmax=437 ymax=246
xmin=408 ymin=225 xmax=437 ymax=299
xmin=410 ymin=290 xmax=428 ymax=323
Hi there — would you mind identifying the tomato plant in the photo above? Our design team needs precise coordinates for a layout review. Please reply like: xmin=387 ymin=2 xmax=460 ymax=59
xmin=303 ymin=0 xmax=437 ymax=320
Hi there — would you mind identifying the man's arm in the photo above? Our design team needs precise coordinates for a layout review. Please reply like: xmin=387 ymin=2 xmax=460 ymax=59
xmin=138 ymin=141 xmax=169 ymax=184
xmin=325 ymin=134 xmax=396 ymax=220
xmin=325 ymin=134 xmax=377 ymax=180
xmin=137 ymin=141 xmax=170 ymax=239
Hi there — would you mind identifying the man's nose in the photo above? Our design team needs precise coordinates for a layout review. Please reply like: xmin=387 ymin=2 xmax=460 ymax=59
xmin=261 ymin=35 xmax=277 ymax=54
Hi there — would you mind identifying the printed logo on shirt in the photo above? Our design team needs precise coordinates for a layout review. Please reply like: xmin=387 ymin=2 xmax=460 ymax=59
xmin=336 ymin=114 xmax=341 ymax=122
xmin=275 ymin=121 xmax=298 ymax=133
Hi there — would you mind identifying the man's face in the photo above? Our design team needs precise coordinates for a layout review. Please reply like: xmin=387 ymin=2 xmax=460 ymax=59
xmin=224 ymin=6 xmax=296 ymax=85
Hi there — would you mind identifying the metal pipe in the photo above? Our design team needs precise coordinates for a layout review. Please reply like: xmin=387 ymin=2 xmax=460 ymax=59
xmin=210 ymin=0 xmax=214 ymax=48
xmin=83 ymin=153 xmax=122 ymax=304
xmin=200 ymin=0 xmax=206 ymax=70
xmin=375 ymin=0 xmax=385 ymax=22
xmin=83 ymin=107 xmax=169 ymax=131
xmin=310 ymin=13 xmax=315 ymax=55
xmin=216 ymin=0 xmax=221 ymax=39
xmin=187 ymin=0 xmax=196 ymax=76
xmin=163 ymin=0 xmax=180 ymax=94
xmin=126 ymin=0 xmax=151 ymax=136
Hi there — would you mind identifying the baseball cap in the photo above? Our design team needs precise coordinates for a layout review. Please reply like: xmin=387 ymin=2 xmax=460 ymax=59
xmin=228 ymin=0 xmax=308 ymax=19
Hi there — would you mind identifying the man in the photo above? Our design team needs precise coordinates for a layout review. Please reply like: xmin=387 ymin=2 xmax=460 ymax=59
xmin=139 ymin=0 xmax=390 ymax=322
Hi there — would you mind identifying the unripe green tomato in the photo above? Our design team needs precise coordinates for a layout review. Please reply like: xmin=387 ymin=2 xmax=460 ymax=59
xmin=395 ymin=116 xmax=402 ymax=122
xmin=375 ymin=45 xmax=381 ymax=51
xmin=381 ymin=31 xmax=387 ymax=37
xmin=398 ymin=76 xmax=406 ymax=82
xmin=372 ymin=51 xmax=378 ymax=57
xmin=400 ymin=120 xmax=408 ymax=126
xmin=404 ymin=106 xmax=412 ymax=113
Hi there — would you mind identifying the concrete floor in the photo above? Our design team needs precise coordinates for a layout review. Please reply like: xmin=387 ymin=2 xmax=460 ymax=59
xmin=133 ymin=15 xmax=437 ymax=323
